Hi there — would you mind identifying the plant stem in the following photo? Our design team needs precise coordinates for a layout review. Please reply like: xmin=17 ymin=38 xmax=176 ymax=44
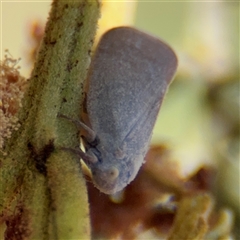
xmin=0 ymin=0 xmax=100 ymax=239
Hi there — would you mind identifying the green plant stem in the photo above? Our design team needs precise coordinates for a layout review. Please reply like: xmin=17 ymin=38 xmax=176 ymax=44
xmin=0 ymin=0 xmax=100 ymax=239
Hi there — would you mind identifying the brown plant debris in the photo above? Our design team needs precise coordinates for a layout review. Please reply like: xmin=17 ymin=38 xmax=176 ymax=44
xmin=87 ymin=145 xmax=234 ymax=239
xmin=27 ymin=21 xmax=45 ymax=64
xmin=0 ymin=51 xmax=27 ymax=150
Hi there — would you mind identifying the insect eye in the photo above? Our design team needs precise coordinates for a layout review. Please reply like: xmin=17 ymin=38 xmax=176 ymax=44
xmin=108 ymin=167 xmax=119 ymax=181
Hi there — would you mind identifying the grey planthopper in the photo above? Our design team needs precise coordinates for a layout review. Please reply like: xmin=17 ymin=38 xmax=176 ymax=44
xmin=60 ymin=27 xmax=178 ymax=194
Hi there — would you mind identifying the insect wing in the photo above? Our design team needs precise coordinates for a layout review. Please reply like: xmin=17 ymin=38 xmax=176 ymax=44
xmin=86 ymin=27 xmax=177 ymax=155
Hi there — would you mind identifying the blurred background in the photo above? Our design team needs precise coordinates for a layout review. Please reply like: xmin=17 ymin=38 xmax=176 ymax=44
xmin=1 ymin=1 xmax=239 ymax=239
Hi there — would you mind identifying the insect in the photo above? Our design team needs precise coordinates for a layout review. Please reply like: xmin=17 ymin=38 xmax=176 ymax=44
xmin=61 ymin=27 xmax=177 ymax=194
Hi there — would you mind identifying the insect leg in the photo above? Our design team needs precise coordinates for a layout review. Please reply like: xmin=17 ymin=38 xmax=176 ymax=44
xmin=60 ymin=147 xmax=97 ymax=164
xmin=57 ymin=113 xmax=96 ymax=142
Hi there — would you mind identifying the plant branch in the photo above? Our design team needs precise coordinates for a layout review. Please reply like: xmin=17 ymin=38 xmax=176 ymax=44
xmin=0 ymin=0 xmax=100 ymax=239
